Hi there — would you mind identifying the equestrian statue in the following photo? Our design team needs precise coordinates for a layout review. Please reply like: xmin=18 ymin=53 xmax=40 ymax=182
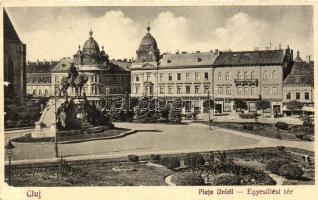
xmin=59 ymin=62 xmax=88 ymax=97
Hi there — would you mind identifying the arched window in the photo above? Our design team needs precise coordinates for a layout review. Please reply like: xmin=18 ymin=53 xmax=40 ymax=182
xmin=244 ymin=72 xmax=249 ymax=79
xmin=238 ymin=72 xmax=242 ymax=79
xmin=226 ymin=72 xmax=231 ymax=80
xmin=264 ymin=71 xmax=269 ymax=80
xmin=251 ymin=71 xmax=255 ymax=79
xmin=272 ymin=71 xmax=276 ymax=79
xmin=218 ymin=72 xmax=223 ymax=80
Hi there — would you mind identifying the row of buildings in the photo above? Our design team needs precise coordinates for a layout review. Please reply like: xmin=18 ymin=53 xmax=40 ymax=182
xmin=21 ymin=25 xmax=314 ymax=116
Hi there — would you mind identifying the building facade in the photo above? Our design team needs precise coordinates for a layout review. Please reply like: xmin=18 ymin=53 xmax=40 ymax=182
xmin=213 ymin=49 xmax=294 ymax=115
xmin=131 ymin=26 xmax=295 ymax=114
xmin=51 ymin=30 xmax=131 ymax=99
xmin=283 ymin=52 xmax=314 ymax=114
xmin=26 ymin=60 xmax=57 ymax=97
xmin=4 ymin=9 xmax=26 ymax=99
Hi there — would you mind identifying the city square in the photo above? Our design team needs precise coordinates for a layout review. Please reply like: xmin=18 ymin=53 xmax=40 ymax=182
xmin=3 ymin=6 xmax=315 ymax=187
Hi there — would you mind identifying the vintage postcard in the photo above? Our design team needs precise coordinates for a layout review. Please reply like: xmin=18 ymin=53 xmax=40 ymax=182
xmin=0 ymin=0 xmax=317 ymax=200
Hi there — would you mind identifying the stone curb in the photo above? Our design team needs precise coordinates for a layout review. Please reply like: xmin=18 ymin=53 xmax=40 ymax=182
xmin=57 ymin=129 xmax=137 ymax=144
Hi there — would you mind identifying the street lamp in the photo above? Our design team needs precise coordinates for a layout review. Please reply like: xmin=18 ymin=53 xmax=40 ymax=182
xmin=5 ymin=139 xmax=15 ymax=185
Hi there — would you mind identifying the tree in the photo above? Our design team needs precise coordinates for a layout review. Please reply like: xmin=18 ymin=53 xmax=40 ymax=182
xmin=286 ymin=100 xmax=303 ymax=115
xmin=256 ymin=99 xmax=271 ymax=116
xmin=134 ymin=96 xmax=158 ymax=123
xmin=169 ymin=98 xmax=183 ymax=124
xmin=234 ymin=99 xmax=248 ymax=112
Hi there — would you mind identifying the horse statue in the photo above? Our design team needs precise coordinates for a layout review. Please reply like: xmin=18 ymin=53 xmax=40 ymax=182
xmin=59 ymin=73 xmax=88 ymax=97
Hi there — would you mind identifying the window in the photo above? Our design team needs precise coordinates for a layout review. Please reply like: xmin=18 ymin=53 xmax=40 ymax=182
xmin=27 ymin=89 xmax=30 ymax=94
xmin=186 ymin=86 xmax=191 ymax=94
xmin=136 ymin=76 xmax=139 ymax=82
xmin=244 ymin=87 xmax=249 ymax=95
xmin=218 ymin=87 xmax=223 ymax=95
xmin=95 ymin=75 xmax=98 ymax=82
xmin=272 ymin=71 xmax=276 ymax=79
xmin=135 ymin=86 xmax=139 ymax=94
xmin=177 ymin=73 xmax=181 ymax=80
xmin=226 ymin=72 xmax=231 ymax=80
xmin=186 ymin=73 xmax=190 ymax=80
xmin=197 ymin=58 xmax=202 ymax=62
xmin=195 ymin=73 xmax=200 ymax=81
xmin=251 ymin=71 xmax=255 ymax=79
xmin=160 ymin=86 xmax=164 ymax=94
xmin=167 ymin=59 xmax=171 ymax=63
xmin=204 ymin=72 xmax=209 ymax=80
xmin=33 ymin=89 xmax=36 ymax=95
xmin=204 ymin=85 xmax=209 ymax=94
xmin=226 ymin=87 xmax=231 ymax=95
xmin=195 ymin=86 xmax=200 ymax=94
xmin=296 ymin=92 xmax=300 ymax=100
xmin=237 ymin=72 xmax=242 ymax=79
xmin=91 ymin=76 xmax=94 ymax=82
xmin=244 ymin=72 xmax=249 ymax=79
xmin=218 ymin=72 xmax=223 ymax=80
xmin=177 ymin=86 xmax=181 ymax=94
xmin=263 ymin=87 xmax=269 ymax=95
xmin=169 ymin=73 xmax=172 ymax=81
xmin=251 ymin=87 xmax=256 ymax=95
xmin=237 ymin=87 xmax=242 ymax=95
xmin=160 ymin=74 xmax=163 ymax=81
xmin=55 ymin=76 xmax=59 ymax=83
xmin=272 ymin=87 xmax=278 ymax=95
xmin=168 ymin=86 xmax=172 ymax=94
xmin=39 ymin=89 xmax=42 ymax=95
xmin=305 ymin=92 xmax=309 ymax=100
xmin=286 ymin=92 xmax=291 ymax=100
xmin=91 ymin=86 xmax=95 ymax=95
xmin=147 ymin=74 xmax=151 ymax=81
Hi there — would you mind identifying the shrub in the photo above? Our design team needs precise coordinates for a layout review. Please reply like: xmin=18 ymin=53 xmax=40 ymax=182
xmin=277 ymin=146 xmax=286 ymax=151
xmin=172 ymin=172 xmax=205 ymax=186
xmin=160 ymin=157 xmax=180 ymax=170
xmin=278 ymin=164 xmax=304 ymax=179
xmin=150 ymin=154 xmax=161 ymax=161
xmin=275 ymin=133 xmax=282 ymax=140
xmin=128 ymin=155 xmax=139 ymax=162
xmin=266 ymin=159 xmax=290 ymax=174
xmin=210 ymin=173 xmax=241 ymax=185
xmin=184 ymin=153 xmax=205 ymax=169
xmin=275 ymin=122 xmax=289 ymax=130
xmin=302 ymin=135 xmax=314 ymax=141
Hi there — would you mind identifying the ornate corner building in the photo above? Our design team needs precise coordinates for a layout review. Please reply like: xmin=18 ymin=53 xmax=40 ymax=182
xmin=51 ymin=30 xmax=131 ymax=99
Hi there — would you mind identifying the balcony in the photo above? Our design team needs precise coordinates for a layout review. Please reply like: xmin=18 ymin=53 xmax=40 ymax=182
xmin=234 ymin=79 xmax=258 ymax=86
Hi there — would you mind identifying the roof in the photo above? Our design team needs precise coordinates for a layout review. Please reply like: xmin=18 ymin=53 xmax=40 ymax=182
xmin=26 ymin=61 xmax=58 ymax=73
xmin=159 ymin=51 xmax=218 ymax=68
xmin=51 ymin=58 xmax=73 ymax=73
xmin=214 ymin=50 xmax=285 ymax=66
xmin=110 ymin=60 xmax=131 ymax=71
xmin=3 ymin=9 xmax=21 ymax=41
xmin=283 ymin=60 xmax=314 ymax=86
xmin=27 ymin=75 xmax=51 ymax=84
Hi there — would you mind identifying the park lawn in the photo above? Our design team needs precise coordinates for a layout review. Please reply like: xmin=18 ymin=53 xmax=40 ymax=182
xmin=11 ymin=128 xmax=130 ymax=143
xmin=9 ymin=161 xmax=173 ymax=186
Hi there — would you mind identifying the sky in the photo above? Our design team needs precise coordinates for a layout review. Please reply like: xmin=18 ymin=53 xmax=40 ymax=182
xmin=6 ymin=6 xmax=313 ymax=61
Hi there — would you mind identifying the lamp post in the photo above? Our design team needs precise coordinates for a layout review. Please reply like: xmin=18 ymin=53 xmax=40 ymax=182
xmin=5 ymin=139 xmax=15 ymax=185
xmin=54 ymin=87 xmax=59 ymax=158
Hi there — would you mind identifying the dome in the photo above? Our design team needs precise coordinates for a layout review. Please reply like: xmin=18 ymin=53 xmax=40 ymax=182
xmin=136 ymin=25 xmax=160 ymax=62
xmin=82 ymin=29 xmax=100 ymax=55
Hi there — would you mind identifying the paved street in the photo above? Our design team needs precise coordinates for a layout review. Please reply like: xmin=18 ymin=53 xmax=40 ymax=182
xmin=5 ymin=122 xmax=314 ymax=164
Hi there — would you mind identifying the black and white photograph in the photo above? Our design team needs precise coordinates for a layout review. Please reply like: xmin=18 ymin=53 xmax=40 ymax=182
xmin=2 ymin=2 xmax=315 ymax=196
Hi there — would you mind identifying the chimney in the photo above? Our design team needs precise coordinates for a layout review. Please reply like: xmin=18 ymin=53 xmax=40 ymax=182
xmin=209 ymin=50 xmax=213 ymax=53
xmin=278 ymin=43 xmax=282 ymax=50
xmin=176 ymin=49 xmax=179 ymax=54
xmin=181 ymin=51 xmax=187 ymax=54
xmin=196 ymin=51 xmax=200 ymax=53
xmin=215 ymin=49 xmax=219 ymax=54
xmin=307 ymin=55 xmax=311 ymax=62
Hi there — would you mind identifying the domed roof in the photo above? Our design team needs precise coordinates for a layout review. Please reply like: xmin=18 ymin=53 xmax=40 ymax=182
xmin=82 ymin=29 xmax=100 ymax=54
xmin=138 ymin=26 xmax=158 ymax=51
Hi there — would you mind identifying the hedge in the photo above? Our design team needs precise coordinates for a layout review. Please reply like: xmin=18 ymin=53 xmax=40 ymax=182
xmin=210 ymin=173 xmax=241 ymax=185
xmin=278 ymin=164 xmax=304 ymax=179
xmin=275 ymin=122 xmax=289 ymax=130
xmin=265 ymin=159 xmax=290 ymax=174
xmin=184 ymin=153 xmax=205 ymax=169
xmin=160 ymin=157 xmax=181 ymax=170
xmin=172 ymin=172 xmax=205 ymax=186
xmin=127 ymin=155 xmax=139 ymax=162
